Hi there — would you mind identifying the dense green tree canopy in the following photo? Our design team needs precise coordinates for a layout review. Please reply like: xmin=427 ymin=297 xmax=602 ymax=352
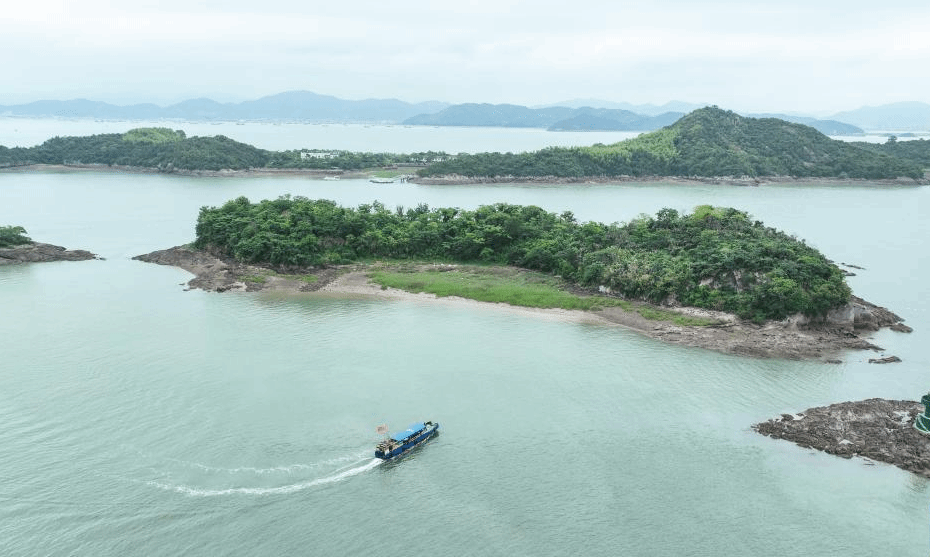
xmin=0 ymin=225 xmax=31 ymax=247
xmin=194 ymin=197 xmax=851 ymax=322
xmin=0 ymin=127 xmax=451 ymax=172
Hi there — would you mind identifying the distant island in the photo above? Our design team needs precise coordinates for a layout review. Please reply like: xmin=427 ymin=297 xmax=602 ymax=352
xmin=402 ymin=104 xmax=862 ymax=135
xmin=1 ymin=108 xmax=928 ymax=181
xmin=401 ymin=103 xmax=689 ymax=132
xmin=417 ymin=107 xmax=928 ymax=181
xmin=0 ymin=226 xmax=97 ymax=264
xmin=135 ymin=198 xmax=910 ymax=360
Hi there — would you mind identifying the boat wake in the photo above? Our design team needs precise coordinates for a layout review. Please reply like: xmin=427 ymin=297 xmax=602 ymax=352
xmin=143 ymin=456 xmax=382 ymax=497
xmin=164 ymin=452 xmax=367 ymax=475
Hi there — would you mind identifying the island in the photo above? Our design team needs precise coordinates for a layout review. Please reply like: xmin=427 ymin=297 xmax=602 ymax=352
xmin=754 ymin=395 xmax=930 ymax=477
xmin=2 ymin=107 xmax=928 ymax=182
xmin=417 ymin=107 xmax=928 ymax=182
xmin=0 ymin=226 xmax=98 ymax=264
xmin=134 ymin=199 xmax=910 ymax=361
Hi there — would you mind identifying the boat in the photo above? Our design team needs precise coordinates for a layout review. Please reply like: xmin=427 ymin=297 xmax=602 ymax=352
xmin=915 ymin=393 xmax=930 ymax=435
xmin=374 ymin=421 xmax=439 ymax=460
xmin=369 ymin=178 xmax=395 ymax=184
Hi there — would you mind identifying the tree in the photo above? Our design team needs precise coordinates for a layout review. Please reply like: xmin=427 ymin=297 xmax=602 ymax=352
xmin=0 ymin=225 xmax=31 ymax=247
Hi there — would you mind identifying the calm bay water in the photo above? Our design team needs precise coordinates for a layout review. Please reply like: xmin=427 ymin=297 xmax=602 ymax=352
xmin=4 ymin=116 xmax=925 ymax=154
xmin=1 ymin=122 xmax=929 ymax=556
xmin=0 ymin=117 xmax=642 ymax=153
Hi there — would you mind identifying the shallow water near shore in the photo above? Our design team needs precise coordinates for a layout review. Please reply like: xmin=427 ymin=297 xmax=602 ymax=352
xmin=1 ymin=146 xmax=929 ymax=553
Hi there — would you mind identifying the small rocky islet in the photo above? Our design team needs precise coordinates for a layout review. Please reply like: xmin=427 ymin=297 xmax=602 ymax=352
xmin=0 ymin=242 xmax=99 ymax=265
xmin=754 ymin=397 xmax=930 ymax=477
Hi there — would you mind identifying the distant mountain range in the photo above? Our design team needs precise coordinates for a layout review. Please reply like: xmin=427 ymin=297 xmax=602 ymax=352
xmin=402 ymin=103 xmax=686 ymax=131
xmin=539 ymin=99 xmax=704 ymax=116
xmin=746 ymin=114 xmax=862 ymax=135
xmin=2 ymin=91 xmax=926 ymax=133
xmin=0 ymin=91 xmax=449 ymax=124
xmin=828 ymin=102 xmax=930 ymax=131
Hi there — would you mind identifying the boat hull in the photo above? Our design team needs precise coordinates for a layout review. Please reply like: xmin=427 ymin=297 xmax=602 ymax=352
xmin=375 ymin=422 xmax=440 ymax=460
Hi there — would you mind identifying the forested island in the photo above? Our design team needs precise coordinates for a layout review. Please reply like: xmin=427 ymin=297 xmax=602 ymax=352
xmin=190 ymin=196 xmax=904 ymax=329
xmin=419 ymin=107 xmax=927 ymax=180
xmin=2 ymin=107 xmax=928 ymax=180
xmin=135 ymin=197 xmax=909 ymax=359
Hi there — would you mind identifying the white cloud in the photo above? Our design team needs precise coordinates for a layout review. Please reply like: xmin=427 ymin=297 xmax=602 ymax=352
xmin=1 ymin=0 xmax=928 ymax=111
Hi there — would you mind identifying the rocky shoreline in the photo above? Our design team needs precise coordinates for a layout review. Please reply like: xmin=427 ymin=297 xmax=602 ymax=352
xmin=754 ymin=399 xmax=930 ymax=477
xmin=2 ymin=164 xmax=927 ymax=186
xmin=410 ymin=174 xmax=929 ymax=187
xmin=133 ymin=245 xmax=912 ymax=361
xmin=0 ymin=242 xmax=99 ymax=265
xmin=0 ymin=163 xmax=359 ymax=179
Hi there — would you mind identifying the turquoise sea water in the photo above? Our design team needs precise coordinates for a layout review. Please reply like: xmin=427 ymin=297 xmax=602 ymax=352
xmin=1 ymin=124 xmax=928 ymax=555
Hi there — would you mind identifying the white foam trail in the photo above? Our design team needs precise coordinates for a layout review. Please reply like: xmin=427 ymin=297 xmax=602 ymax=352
xmin=149 ymin=458 xmax=382 ymax=497
xmin=158 ymin=450 xmax=371 ymax=475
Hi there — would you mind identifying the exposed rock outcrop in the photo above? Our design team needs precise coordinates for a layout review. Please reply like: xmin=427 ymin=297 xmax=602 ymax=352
xmin=754 ymin=399 xmax=930 ymax=477
xmin=787 ymin=295 xmax=909 ymax=333
xmin=0 ymin=242 xmax=99 ymax=265
xmin=132 ymin=246 xmax=338 ymax=292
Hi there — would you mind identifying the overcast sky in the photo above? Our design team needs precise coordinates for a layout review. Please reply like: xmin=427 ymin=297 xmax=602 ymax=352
xmin=3 ymin=0 xmax=927 ymax=113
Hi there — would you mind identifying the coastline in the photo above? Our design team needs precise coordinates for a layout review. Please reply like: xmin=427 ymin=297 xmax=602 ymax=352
xmin=2 ymin=164 xmax=927 ymax=186
xmin=0 ymin=163 xmax=360 ymax=179
xmin=410 ymin=174 xmax=929 ymax=187
xmin=133 ymin=246 xmax=912 ymax=361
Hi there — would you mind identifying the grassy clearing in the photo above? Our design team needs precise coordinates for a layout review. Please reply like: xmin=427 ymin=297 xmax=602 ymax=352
xmin=367 ymin=266 xmax=716 ymax=326
xmin=369 ymin=268 xmax=615 ymax=310
xmin=241 ymin=274 xmax=267 ymax=284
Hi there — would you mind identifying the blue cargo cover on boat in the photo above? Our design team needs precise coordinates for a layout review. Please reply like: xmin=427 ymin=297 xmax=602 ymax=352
xmin=391 ymin=422 xmax=425 ymax=441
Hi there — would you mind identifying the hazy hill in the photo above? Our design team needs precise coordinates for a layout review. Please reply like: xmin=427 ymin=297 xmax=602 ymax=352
xmin=419 ymin=107 xmax=925 ymax=179
xmin=747 ymin=113 xmax=862 ymax=135
xmin=542 ymin=99 xmax=704 ymax=115
xmin=404 ymin=103 xmax=685 ymax=130
xmin=232 ymin=91 xmax=448 ymax=122
xmin=547 ymin=110 xmax=684 ymax=131
xmin=0 ymin=91 xmax=449 ymax=123
xmin=403 ymin=103 xmax=577 ymax=127
xmin=829 ymin=102 xmax=930 ymax=131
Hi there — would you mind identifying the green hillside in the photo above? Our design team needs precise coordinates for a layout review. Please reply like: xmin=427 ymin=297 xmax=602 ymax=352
xmin=0 ymin=128 xmax=449 ymax=172
xmin=419 ymin=107 xmax=925 ymax=179
xmin=0 ymin=128 xmax=270 ymax=171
